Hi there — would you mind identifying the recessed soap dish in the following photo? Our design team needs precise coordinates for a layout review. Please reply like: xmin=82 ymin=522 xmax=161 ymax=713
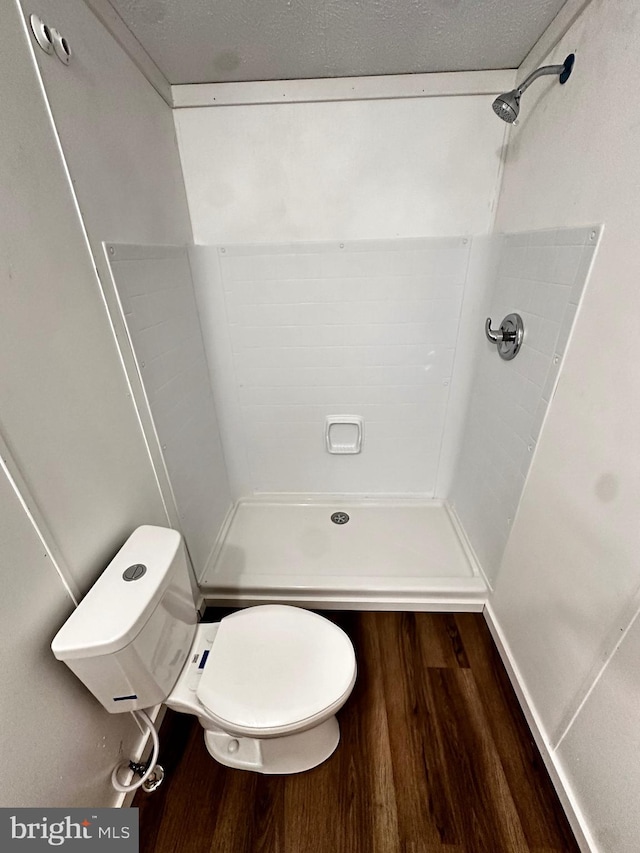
xmin=325 ymin=416 xmax=363 ymax=455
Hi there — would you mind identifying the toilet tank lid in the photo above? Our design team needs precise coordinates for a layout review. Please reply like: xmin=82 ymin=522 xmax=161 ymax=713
xmin=51 ymin=526 xmax=183 ymax=661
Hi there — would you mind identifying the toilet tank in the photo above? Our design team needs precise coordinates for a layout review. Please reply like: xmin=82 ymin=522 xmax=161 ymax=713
xmin=51 ymin=526 xmax=198 ymax=714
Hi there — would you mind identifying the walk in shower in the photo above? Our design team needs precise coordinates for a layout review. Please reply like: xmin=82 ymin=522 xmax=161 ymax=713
xmin=106 ymin=226 xmax=599 ymax=609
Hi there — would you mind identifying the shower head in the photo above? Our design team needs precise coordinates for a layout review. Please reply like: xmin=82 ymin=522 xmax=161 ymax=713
xmin=492 ymin=53 xmax=575 ymax=123
xmin=492 ymin=89 xmax=520 ymax=123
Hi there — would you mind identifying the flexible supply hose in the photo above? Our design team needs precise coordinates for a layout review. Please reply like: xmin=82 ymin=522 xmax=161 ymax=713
xmin=111 ymin=709 xmax=160 ymax=793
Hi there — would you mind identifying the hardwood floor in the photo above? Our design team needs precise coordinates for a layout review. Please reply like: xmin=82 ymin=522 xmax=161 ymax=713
xmin=134 ymin=612 xmax=579 ymax=853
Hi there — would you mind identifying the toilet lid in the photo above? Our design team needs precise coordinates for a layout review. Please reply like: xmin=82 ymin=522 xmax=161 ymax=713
xmin=197 ymin=605 xmax=356 ymax=733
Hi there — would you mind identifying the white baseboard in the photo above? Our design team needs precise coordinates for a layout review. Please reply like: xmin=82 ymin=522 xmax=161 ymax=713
xmin=483 ymin=602 xmax=596 ymax=853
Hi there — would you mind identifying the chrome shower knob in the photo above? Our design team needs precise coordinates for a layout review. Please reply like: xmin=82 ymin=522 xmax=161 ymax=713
xmin=485 ymin=313 xmax=524 ymax=360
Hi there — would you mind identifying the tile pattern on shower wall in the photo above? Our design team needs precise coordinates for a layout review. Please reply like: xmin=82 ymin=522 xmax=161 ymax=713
xmin=451 ymin=226 xmax=601 ymax=584
xmin=110 ymin=246 xmax=232 ymax=575
xmin=219 ymin=238 xmax=470 ymax=494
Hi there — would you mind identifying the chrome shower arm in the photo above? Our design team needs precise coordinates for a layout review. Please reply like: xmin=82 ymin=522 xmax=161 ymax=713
xmin=517 ymin=63 xmax=565 ymax=96
xmin=517 ymin=53 xmax=575 ymax=95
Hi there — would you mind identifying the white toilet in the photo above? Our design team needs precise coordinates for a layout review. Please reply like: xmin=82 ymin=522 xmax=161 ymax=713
xmin=51 ymin=525 xmax=357 ymax=774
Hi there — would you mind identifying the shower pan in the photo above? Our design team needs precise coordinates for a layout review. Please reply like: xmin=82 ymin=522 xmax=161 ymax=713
xmin=202 ymin=498 xmax=486 ymax=610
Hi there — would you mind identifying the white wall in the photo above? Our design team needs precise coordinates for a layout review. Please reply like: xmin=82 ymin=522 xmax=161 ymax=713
xmin=451 ymin=226 xmax=598 ymax=583
xmin=0 ymin=462 xmax=138 ymax=806
xmin=190 ymin=238 xmax=471 ymax=498
xmin=490 ymin=0 xmax=640 ymax=848
xmin=14 ymin=0 xmax=193 ymax=594
xmin=0 ymin=0 xmax=158 ymax=806
xmin=23 ymin=0 xmax=191 ymax=250
xmin=109 ymin=245 xmax=232 ymax=577
xmin=174 ymin=92 xmax=507 ymax=244
xmin=178 ymin=79 xmax=508 ymax=501
xmin=21 ymin=0 xmax=191 ymax=591
xmin=557 ymin=609 xmax=640 ymax=853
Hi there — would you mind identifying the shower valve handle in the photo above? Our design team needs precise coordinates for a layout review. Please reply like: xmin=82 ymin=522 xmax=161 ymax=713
xmin=485 ymin=318 xmax=515 ymax=343
xmin=485 ymin=314 xmax=524 ymax=361
xmin=485 ymin=318 xmax=506 ymax=343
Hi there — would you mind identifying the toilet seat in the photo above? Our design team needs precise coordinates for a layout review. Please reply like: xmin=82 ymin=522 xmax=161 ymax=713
xmin=196 ymin=605 xmax=357 ymax=738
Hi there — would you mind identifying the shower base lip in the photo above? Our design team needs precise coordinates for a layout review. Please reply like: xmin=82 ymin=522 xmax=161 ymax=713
xmin=201 ymin=593 xmax=486 ymax=613
xmin=200 ymin=496 xmax=488 ymax=611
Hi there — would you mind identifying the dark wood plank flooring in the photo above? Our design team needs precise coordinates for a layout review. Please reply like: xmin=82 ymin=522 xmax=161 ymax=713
xmin=134 ymin=612 xmax=579 ymax=853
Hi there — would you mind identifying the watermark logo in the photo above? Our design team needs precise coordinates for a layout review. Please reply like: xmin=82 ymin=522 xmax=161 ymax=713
xmin=1 ymin=809 xmax=138 ymax=850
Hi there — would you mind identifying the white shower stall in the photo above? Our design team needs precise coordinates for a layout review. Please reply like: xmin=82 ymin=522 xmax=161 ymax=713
xmin=106 ymin=221 xmax=598 ymax=608
xmin=96 ymin=71 xmax=604 ymax=612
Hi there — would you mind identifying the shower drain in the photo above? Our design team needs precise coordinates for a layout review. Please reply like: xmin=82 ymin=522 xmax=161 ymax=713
xmin=331 ymin=511 xmax=350 ymax=525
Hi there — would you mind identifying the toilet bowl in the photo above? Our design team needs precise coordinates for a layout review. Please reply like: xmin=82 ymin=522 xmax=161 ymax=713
xmin=51 ymin=525 xmax=357 ymax=774
xmin=168 ymin=606 xmax=356 ymax=772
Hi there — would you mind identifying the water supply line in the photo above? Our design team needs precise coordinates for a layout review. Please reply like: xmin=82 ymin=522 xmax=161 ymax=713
xmin=111 ymin=709 xmax=164 ymax=793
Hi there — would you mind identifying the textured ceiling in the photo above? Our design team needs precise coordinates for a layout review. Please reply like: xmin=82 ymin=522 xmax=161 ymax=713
xmin=107 ymin=0 xmax=568 ymax=86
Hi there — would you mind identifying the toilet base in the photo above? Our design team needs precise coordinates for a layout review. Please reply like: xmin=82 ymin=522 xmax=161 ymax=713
xmin=203 ymin=716 xmax=340 ymax=774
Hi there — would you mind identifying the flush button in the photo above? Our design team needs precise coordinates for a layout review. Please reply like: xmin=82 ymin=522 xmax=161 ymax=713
xmin=123 ymin=564 xmax=147 ymax=582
